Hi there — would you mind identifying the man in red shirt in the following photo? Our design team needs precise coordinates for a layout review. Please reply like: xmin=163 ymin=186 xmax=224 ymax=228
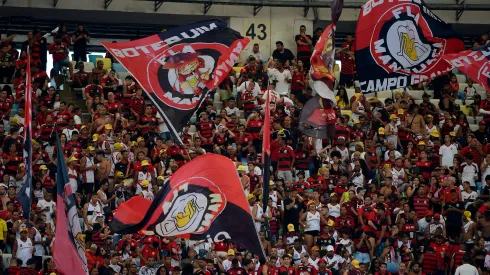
xmin=276 ymin=134 xmax=295 ymax=182
xmin=295 ymin=25 xmax=313 ymax=69
xmin=48 ymin=35 xmax=72 ymax=77
xmin=295 ymin=253 xmax=317 ymax=275
xmin=336 ymin=35 xmax=355 ymax=88
xmin=278 ymin=254 xmax=295 ymax=275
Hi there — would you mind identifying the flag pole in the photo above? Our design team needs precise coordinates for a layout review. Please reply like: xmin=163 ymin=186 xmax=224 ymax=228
xmin=261 ymin=90 xmax=271 ymax=238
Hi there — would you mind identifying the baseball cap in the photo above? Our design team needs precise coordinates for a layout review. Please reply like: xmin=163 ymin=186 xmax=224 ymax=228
xmin=116 ymin=171 xmax=124 ymax=177
xmin=141 ymin=180 xmax=149 ymax=187
xmin=68 ymin=156 xmax=78 ymax=162
xmin=137 ymin=137 xmax=145 ymax=143
xmin=20 ymin=227 xmax=28 ymax=233
xmin=327 ymin=220 xmax=335 ymax=227
xmin=378 ymin=127 xmax=385 ymax=135
xmin=389 ymin=114 xmax=398 ymax=120
xmin=247 ymin=194 xmax=255 ymax=200
xmin=141 ymin=160 xmax=149 ymax=166
xmin=237 ymin=165 xmax=247 ymax=171
xmin=105 ymin=124 xmax=112 ymax=130
xmin=157 ymin=176 xmax=165 ymax=181
xmin=227 ymin=249 xmax=235 ymax=256
xmin=351 ymin=260 xmax=360 ymax=269
xmin=433 ymin=213 xmax=441 ymax=219
xmin=113 ymin=143 xmax=122 ymax=150
xmin=464 ymin=211 xmax=472 ymax=220
xmin=39 ymin=165 xmax=48 ymax=170
xmin=480 ymin=120 xmax=486 ymax=125
xmin=425 ymin=210 xmax=432 ymax=217
xmin=450 ymin=131 xmax=456 ymax=137
xmin=418 ymin=141 xmax=425 ymax=146
xmin=287 ymin=224 xmax=295 ymax=232
xmin=92 ymin=133 xmax=99 ymax=141
xmin=87 ymin=146 xmax=95 ymax=151
xmin=311 ymin=246 xmax=319 ymax=252
xmin=430 ymin=130 xmax=440 ymax=138
xmin=326 ymin=245 xmax=334 ymax=252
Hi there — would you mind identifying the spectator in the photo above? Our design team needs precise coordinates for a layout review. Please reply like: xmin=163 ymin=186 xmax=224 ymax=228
xmin=72 ymin=23 xmax=90 ymax=65
xmin=295 ymin=25 xmax=313 ymax=69
xmin=249 ymin=43 xmax=263 ymax=62
xmin=272 ymin=41 xmax=295 ymax=64
xmin=336 ymin=35 xmax=355 ymax=88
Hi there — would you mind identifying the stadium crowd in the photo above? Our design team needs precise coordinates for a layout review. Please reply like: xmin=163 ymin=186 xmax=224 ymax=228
xmin=0 ymin=24 xmax=490 ymax=275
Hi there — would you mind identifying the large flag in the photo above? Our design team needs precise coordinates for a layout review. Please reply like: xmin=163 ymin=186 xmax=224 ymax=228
xmin=309 ymin=0 xmax=343 ymax=102
xmin=355 ymin=0 xmax=464 ymax=92
xmin=53 ymin=134 xmax=89 ymax=275
xmin=262 ymin=91 xmax=271 ymax=213
xmin=101 ymin=20 xmax=249 ymax=144
xmin=16 ymin=49 xmax=32 ymax=219
xmin=442 ymin=44 xmax=490 ymax=92
xmin=298 ymin=96 xmax=337 ymax=139
xmin=111 ymin=154 xmax=266 ymax=259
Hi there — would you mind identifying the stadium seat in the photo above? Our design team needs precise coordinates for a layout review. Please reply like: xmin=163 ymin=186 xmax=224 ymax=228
xmin=476 ymin=116 xmax=483 ymax=124
xmin=89 ymin=55 xmax=104 ymax=66
xmin=189 ymin=125 xmax=197 ymax=134
xmin=96 ymin=58 xmax=112 ymax=70
xmin=240 ymin=118 xmax=246 ymax=125
xmin=474 ymin=84 xmax=486 ymax=92
xmin=461 ymin=106 xmax=471 ymax=116
xmin=409 ymin=90 xmax=425 ymax=99
xmin=414 ymin=100 xmax=423 ymax=105
xmin=83 ymin=62 xmax=95 ymax=72
xmin=477 ymin=90 xmax=488 ymax=100
xmin=214 ymin=93 xmax=221 ymax=103
xmin=346 ymin=89 xmax=355 ymax=99
xmin=232 ymin=67 xmax=243 ymax=75
xmin=113 ymin=63 xmax=126 ymax=72
xmin=455 ymin=74 xmax=466 ymax=84
xmin=429 ymin=99 xmax=440 ymax=105
xmin=215 ymin=102 xmax=223 ymax=110
xmin=117 ymin=72 xmax=129 ymax=81
xmin=376 ymin=91 xmax=393 ymax=99
xmin=469 ymin=124 xmax=479 ymax=131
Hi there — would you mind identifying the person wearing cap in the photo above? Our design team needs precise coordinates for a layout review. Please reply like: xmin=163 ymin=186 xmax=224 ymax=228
xmin=461 ymin=210 xmax=477 ymax=249
xmin=385 ymin=114 xmax=400 ymax=148
xmin=324 ymin=244 xmax=344 ymax=273
xmin=12 ymin=226 xmax=33 ymax=267
xmin=222 ymin=249 xmax=237 ymax=271
xmin=139 ymin=180 xmax=154 ymax=201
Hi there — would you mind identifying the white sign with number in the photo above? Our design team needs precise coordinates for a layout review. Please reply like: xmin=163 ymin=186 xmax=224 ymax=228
xmin=242 ymin=18 xmax=270 ymax=62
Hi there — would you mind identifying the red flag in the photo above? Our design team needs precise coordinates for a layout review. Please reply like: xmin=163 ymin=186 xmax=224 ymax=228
xmin=442 ymin=44 xmax=490 ymax=92
xmin=110 ymin=154 xmax=266 ymax=259
xmin=261 ymin=91 xmax=271 ymax=211
xmin=355 ymin=0 xmax=464 ymax=91
xmin=101 ymin=20 xmax=249 ymax=144
xmin=310 ymin=24 xmax=337 ymax=102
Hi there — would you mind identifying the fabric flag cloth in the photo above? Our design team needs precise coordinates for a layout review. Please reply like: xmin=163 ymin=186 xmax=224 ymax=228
xmin=310 ymin=23 xmax=338 ymax=102
xmin=16 ymin=49 xmax=32 ymax=220
xmin=355 ymin=0 xmax=464 ymax=92
xmin=53 ymin=134 xmax=89 ymax=275
xmin=111 ymin=154 xmax=266 ymax=259
xmin=442 ymin=44 xmax=490 ymax=92
xmin=101 ymin=20 xmax=249 ymax=144
xmin=261 ymin=91 xmax=271 ymax=213
xmin=298 ymin=96 xmax=337 ymax=140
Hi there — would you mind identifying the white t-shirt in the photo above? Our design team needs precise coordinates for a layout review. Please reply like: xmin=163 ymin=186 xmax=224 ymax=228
xmin=36 ymin=199 xmax=56 ymax=222
xmin=461 ymin=162 xmax=479 ymax=186
xmin=328 ymin=203 xmax=340 ymax=218
xmin=267 ymin=68 xmax=291 ymax=96
xmin=461 ymin=190 xmax=478 ymax=208
xmin=237 ymin=80 xmax=260 ymax=98
xmin=225 ymin=106 xmax=240 ymax=116
xmin=384 ymin=150 xmax=402 ymax=161
xmin=455 ymin=264 xmax=478 ymax=275
xmin=323 ymin=254 xmax=345 ymax=270
xmin=439 ymin=144 xmax=458 ymax=167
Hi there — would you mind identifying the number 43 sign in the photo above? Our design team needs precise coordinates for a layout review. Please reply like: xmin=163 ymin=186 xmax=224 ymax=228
xmin=243 ymin=18 xmax=270 ymax=58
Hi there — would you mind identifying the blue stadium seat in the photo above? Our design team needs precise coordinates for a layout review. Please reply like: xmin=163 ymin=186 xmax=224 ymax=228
xmin=113 ymin=63 xmax=126 ymax=73
xmin=89 ymin=55 xmax=104 ymax=66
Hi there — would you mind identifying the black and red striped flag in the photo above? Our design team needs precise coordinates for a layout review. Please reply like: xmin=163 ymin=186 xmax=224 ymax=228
xmin=262 ymin=91 xmax=271 ymax=212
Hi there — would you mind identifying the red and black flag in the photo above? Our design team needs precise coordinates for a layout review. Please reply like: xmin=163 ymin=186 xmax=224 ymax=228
xmin=355 ymin=0 xmax=464 ymax=92
xmin=442 ymin=44 xmax=490 ymax=92
xmin=111 ymin=154 xmax=266 ymax=259
xmin=298 ymin=96 xmax=337 ymax=139
xmin=101 ymin=20 xmax=249 ymax=144
xmin=262 ymin=91 xmax=271 ymax=212
xmin=309 ymin=0 xmax=343 ymax=102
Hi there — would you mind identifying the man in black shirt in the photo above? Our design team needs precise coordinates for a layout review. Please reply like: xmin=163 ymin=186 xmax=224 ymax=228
xmin=20 ymin=31 xmax=33 ymax=54
xmin=472 ymin=120 xmax=490 ymax=144
xmin=72 ymin=24 xmax=90 ymax=64
xmin=442 ymin=189 xmax=465 ymax=239
xmin=283 ymin=189 xmax=302 ymax=231
xmin=272 ymin=41 xmax=295 ymax=64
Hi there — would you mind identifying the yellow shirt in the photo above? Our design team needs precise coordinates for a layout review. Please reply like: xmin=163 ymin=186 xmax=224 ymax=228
xmin=0 ymin=219 xmax=7 ymax=240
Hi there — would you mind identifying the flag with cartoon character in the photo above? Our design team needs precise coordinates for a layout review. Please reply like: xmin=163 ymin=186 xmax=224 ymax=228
xmin=110 ymin=154 xmax=266 ymax=259
xmin=101 ymin=20 xmax=249 ymax=144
